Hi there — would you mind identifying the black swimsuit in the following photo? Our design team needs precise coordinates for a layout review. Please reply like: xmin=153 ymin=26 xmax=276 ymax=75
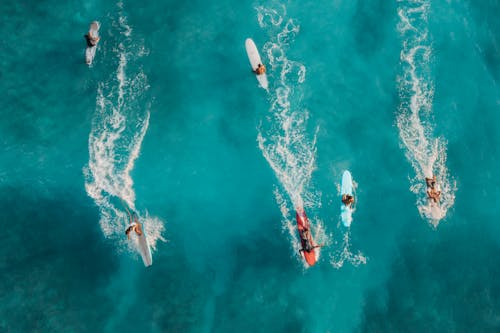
xmin=84 ymin=34 xmax=95 ymax=47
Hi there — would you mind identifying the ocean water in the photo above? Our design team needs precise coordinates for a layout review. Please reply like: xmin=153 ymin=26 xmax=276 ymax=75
xmin=1 ymin=0 xmax=499 ymax=332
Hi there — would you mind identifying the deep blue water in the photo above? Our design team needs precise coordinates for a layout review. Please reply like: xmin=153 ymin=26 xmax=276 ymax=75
xmin=1 ymin=0 xmax=499 ymax=332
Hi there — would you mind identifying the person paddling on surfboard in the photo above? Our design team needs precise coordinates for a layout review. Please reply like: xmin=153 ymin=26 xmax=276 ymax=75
xmin=125 ymin=223 xmax=143 ymax=239
xmin=425 ymin=175 xmax=437 ymax=189
xmin=427 ymin=187 xmax=441 ymax=204
xmin=299 ymin=228 xmax=313 ymax=251
xmin=253 ymin=63 xmax=266 ymax=75
xmin=298 ymin=228 xmax=321 ymax=254
xmin=296 ymin=208 xmax=322 ymax=254
xmin=84 ymin=22 xmax=100 ymax=47
xmin=123 ymin=205 xmax=143 ymax=239
xmin=342 ymin=194 xmax=354 ymax=207
xmin=425 ymin=175 xmax=441 ymax=204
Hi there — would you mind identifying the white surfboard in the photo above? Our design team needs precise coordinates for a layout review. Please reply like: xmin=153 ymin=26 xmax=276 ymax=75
xmin=85 ymin=21 xmax=100 ymax=66
xmin=340 ymin=170 xmax=354 ymax=227
xmin=129 ymin=223 xmax=153 ymax=267
xmin=245 ymin=38 xmax=269 ymax=91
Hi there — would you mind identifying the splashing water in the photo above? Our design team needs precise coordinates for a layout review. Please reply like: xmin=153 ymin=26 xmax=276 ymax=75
xmin=83 ymin=4 xmax=165 ymax=262
xmin=396 ymin=0 xmax=456 ymax=227
xmin=255 ymin=3 xmax=328 ymax=265
xmin=330 ymin=231 xmax=367 ymax=269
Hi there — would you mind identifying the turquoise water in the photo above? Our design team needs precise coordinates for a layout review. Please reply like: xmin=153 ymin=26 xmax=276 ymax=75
xmin=1 ymin=0 xmax=499 ymax=331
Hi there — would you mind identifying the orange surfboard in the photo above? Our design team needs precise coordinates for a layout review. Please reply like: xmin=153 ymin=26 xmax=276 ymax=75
xmin=296 ymin=209 xmax=317 ymax=266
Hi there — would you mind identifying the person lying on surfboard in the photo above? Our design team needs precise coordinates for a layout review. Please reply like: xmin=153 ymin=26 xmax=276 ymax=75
xmin=425 ymin=175 xmax=437 ymax=189
xmin=254 ymin=63 xmax=266 ymax=75
xmin=84 ymin=32 xmax=100 ymax=47
xmin=298 ymin=228 xmax=322 ymax=254
xmin=425 ymin=175 xmax=441 ymax=203
xmin=342 ymin=194 xmax=354 ymax=207
xmin=125 ymin=222 xmax=143 ymax=239
xmin=427 ymin=187 xmax=441 ymax=204
xmin=84 ymin=22 xmax=100 ymax=47
xmin=124 ymin=209 xmax=143 ymax=239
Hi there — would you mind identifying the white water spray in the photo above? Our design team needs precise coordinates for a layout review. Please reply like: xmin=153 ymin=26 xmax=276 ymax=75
xmin=256 ymin=4 xmax=327 ymax=265
xmin=396 ymin=0 xmax=456 ymax=227
xmin=84 ymin=5 xmax=165 ymax=263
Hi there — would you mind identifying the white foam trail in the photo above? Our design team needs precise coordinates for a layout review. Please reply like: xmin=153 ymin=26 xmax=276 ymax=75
xmin=256 ymin=4 xmax=285 ymax=28
xmin=84 ymin=5 xmax=165 ymax=261
xmin=396 ymin=0 xmax=456 ymax=226
xmin=256 ymin=4 xmax=327 ymax=265
xmin=330 ymin=231 xmax=367 ymax=269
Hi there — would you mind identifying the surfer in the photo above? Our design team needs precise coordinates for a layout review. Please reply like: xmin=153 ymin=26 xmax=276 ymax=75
xmin=84 ymin=32 xmax=100 ymax=47
xmin=125 ymin=222 xmax=143 ymax=239
xmin=299 ymin=228 xmax=313 ymax=251
xmin=299 ymin=229 xmax=321 ymax=253
xmin=298 ymin=228 xmax=322 ymax=254
xmin=123 ymin=204 xmax=143 ymax=239
xmin=427 ymin=187 xmax=441 ymax=203
xmin=84 ymin=22 xmax=100 ymax=47
xmin=425 ymin=175 xmax=441 ymax=203
xmin=425 ymin=175 xmax=437 ymax=189
xmin=342 ymin=194 xmax=355 ymax=207
xmin=254 ymin=63 xmax=266 ymax=75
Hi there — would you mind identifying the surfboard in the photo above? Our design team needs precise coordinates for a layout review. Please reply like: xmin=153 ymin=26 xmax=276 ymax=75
xmin=130 ymin=225 xmax=153 ymax=267
xmin=245 ymin=38 xmax=269 ymax=91
xmin=85 ymin=21 xmax=100 ymax=66
xmin=340 ymin=170 xmax=354 ymax=227
xmin=296 ymin=209 xmax=318 ymax=266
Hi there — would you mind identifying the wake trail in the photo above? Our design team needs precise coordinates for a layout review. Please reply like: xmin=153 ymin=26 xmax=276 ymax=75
xmin=396 ymin=0 xmax=456 ymax=227
xmin=255 ymin=3 xmax=328 ymax=266
xmin=330 ymin=231 xmax=367 ymax=269
xmin=83 ymin=3 xmax=164 ymax=262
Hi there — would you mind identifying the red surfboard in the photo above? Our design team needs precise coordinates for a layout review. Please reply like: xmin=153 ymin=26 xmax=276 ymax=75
xmin=296 ymin=208 xmax=317 ymax=266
